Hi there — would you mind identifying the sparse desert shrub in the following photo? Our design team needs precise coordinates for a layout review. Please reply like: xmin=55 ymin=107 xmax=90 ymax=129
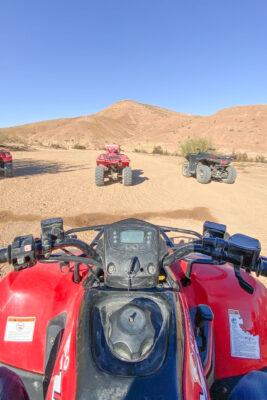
xmin=255 ymin=155 xmax=266 ymax=163
xmin=50 ymin=143 xmax=65 ymax=149
xmin=233 ymin=152 xmax=253 ymax=162
xmin=180 ymin=137 xmax=214 ymax=156
xmin=133 ymin=148 xmax=148 ymax=153
xmin=73 ymin=144 xmax=87 ymax=150
xmin=152 ymin=145 xmax=164 ymax=155
xmin=151 ymin=146 xmax=178 ymax=156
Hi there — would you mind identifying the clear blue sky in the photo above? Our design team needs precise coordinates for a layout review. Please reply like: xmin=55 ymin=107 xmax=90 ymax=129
xmin=0 ymin=0 xmax=266 ymax=127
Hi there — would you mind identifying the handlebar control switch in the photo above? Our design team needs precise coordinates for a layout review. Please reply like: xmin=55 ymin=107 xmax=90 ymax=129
xmin=41 ymin=218 xmax=64 ymax=252
xmin=11 ymin=235 xmax=35 ymax=270
xmin=203 ymin=221 xmax=226 ymax=239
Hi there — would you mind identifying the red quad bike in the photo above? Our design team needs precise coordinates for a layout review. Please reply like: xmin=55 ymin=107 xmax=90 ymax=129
xmin=0 ymin=218 xmax=267 ymax=400
xmin=0 ymin=150 xmax=13 ymax=178
xmin=95 ymin=144 xmax=132 ymax=186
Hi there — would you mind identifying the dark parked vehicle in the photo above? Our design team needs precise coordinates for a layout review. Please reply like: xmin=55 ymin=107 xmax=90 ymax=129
xmin=182 ymin=148 xmax=237 ymax=184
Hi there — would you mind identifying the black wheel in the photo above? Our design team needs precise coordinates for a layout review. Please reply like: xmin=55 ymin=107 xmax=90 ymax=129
xmin=95 ymin=166 xmax=104 ymax=186
xmin=122 ymin=166 xmax=132 ymax=186
xmin=222 ymin=166 xmax=237 ymax=184
xmin=196 ymin=164 xmax=211 ymax=184
xmin=4 ymin=163 xmax=13 ymax=178
xmin=182 ymin=162 xmax=191 ymax=177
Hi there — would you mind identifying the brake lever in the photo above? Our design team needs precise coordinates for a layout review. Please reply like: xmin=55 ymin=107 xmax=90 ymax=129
xmin=233 ymin=256 xmax=254 ymax=294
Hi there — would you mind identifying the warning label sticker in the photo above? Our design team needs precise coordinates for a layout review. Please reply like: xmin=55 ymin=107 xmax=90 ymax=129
xmin=228 ymin=309 xmax=260 ymax=359
xmin=4 ymin=317 xmax=36 ymax=342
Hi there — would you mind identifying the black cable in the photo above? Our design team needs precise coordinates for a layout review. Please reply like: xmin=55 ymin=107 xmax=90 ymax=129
xmin=158 ymin=225 xmax=202 ymax=239
xmin=65 ymin=225 xmax=105 ymax=235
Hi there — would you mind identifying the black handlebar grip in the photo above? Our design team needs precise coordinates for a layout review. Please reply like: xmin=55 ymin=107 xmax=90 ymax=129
xmin=256 ymin=257 xmax=267 ymax=277
xmin=0 ymin=246 xmax=10 ymax=263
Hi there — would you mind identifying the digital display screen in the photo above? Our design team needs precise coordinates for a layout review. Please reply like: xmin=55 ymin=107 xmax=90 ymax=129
xmin=120 ymin=230 xmax=144 ymax=243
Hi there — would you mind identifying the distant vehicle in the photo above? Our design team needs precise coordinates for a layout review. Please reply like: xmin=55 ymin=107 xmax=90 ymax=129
xmin=95 ymin=144 xmax=132 ymax=186
xmin=182 ymin=148 xmax=237 ymax=184
xmin=0 ymin=150 xmax=13 ymax=178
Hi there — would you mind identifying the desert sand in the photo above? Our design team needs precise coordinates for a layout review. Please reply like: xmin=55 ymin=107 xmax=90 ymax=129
xmin=0 ymin=149 xmax=266 ymax=287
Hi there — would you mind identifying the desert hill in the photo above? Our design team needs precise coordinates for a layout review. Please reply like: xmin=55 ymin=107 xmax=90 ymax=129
xmin=1 ymin=100 xmax=267 ymax=154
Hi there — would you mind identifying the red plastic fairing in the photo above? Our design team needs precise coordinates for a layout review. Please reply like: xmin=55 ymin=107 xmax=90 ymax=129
xmin=0 ymin=151 xmax=12 ymax=162
xmin=171 ymin=260 xmax=267 ymax=379
xmin=96 ymin=153 xmax=130 ymax=168
xmin=0 ymin=262 xmax=87 ymax=374
xmin=46 ymin=296 xmax=82 ymax=400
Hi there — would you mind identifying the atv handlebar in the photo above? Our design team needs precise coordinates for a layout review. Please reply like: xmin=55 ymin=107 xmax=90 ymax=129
xmin=1 ymin=222 xmax=267 ymax=293
xmin=1 ymin=236 xmax=267 ymax=278
xmin=0 ymin=236 xmax=102 ymax=271
xmin=163 ymin=237 xmax=267 ymax=279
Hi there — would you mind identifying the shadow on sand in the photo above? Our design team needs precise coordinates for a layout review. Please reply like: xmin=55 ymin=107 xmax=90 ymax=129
xmin=13 ymin=159 xmax=90 ymax=177
xmin=101 ymin=169 xmax=149 ymax=186
xmin=132 ymin=169 xmax=149 ymax=186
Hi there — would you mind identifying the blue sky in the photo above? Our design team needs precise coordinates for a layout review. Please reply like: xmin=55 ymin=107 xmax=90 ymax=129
xmin=0 ymin=0 xmax=266 ymax=127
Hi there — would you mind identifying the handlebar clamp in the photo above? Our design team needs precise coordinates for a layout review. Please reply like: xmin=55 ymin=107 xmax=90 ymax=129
xmin=41 ymin=218 xmax=64 ymax=254
xmin=11 ymin=235 xmax=35 ymax=270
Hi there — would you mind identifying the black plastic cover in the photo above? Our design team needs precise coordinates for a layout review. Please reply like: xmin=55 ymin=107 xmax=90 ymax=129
xmin=102 ymin=218 xmax=167 ymax=289
xmin=203 ymin=221 xmax=226 ymax=239
xmin=228 ymin=234 xmax=261 ymax=270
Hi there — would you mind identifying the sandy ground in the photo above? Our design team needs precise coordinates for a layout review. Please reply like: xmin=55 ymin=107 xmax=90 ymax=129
xmin=0 ymin=149 xmax=267 ymax=286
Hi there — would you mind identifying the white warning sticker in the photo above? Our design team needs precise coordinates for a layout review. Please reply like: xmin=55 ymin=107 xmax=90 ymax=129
xmin=228 ymin=309 xmax=260 ymax=359
xmin=4 ymin=317 xmax=36 ymax=342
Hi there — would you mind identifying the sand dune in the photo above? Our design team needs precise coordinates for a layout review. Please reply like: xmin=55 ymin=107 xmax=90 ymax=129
xmin=1 ymin=100 xmax=267 ymax=154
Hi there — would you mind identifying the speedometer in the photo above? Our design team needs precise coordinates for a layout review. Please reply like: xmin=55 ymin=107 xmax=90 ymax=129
xmin=120 ymin=230 xmax=145 ymax=244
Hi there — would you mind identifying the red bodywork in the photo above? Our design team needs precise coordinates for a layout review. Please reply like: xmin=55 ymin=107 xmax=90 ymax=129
xmin=0 ymin=255 xmax=266 ymax=399
xmin=0 ymin=151 xmax=12 ymax=163
xmin=96 ymin=144 xmax=130 ymax=168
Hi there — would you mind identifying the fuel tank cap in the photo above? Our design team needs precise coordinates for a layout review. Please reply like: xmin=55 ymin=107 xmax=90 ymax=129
xmin=108 ymin=304 xmax=155 ymax=361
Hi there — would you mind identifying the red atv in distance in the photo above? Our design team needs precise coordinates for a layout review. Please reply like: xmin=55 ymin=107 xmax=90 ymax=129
xmin=95 ymin=144 xmax=132 ymax=186
xmin=0 ymin=150 xmax=13 ymax=178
